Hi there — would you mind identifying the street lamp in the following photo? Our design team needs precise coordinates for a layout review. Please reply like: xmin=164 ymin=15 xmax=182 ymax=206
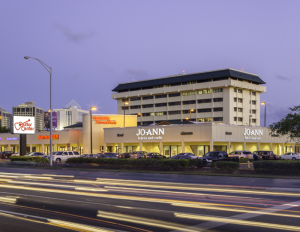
xmin=123 ymin=101 xmax=129 ymax=127
xmin=261 ymin=102 xmax=266 ymax=127
xmin=185 ymin=117 xmax=189 ymax=121
xmin=90 ymin=107 xmax=97 ymax=154
xmin=189 ymin=109 xmax=194 ymax=122
xmin=137 ymin=113 xmax=143 ymax=125
xmin=24 ymin=56 xmax=53 ymax=166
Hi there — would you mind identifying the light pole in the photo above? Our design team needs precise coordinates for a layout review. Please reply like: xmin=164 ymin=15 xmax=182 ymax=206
xmin=123 ymin=101 xmax=129 ymax=127
xmin=249 ymin=115 xmax=252 ymax=126
xmin=138 ymin=113 xmax=143 ymax=125
xmin=24 ymin=56 xmax=53 ymax=166
xmin=189 ymin=109 xmax=194 ymax=122
xmin=90 ymin=107 xmax=97 ymax=154
xmin=261 ymin=102 xmax=266 ymax=127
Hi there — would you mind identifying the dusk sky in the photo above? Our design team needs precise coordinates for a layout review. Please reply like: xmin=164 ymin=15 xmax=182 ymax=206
xmin=1 ymin=0 xmax=299 ymax=126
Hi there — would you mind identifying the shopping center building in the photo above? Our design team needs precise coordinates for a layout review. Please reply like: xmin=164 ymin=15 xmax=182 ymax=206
xmin=0 ymin=68 xmax=298 ymax=156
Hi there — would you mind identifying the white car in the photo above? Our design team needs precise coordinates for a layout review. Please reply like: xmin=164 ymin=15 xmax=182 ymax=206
xmin=280 ymin=152 xmax=300 ymax=161
xmin=50 ymin=151 xmax=80 ymax=163
xmin=229 ymin=151 xmax=254 ymax=159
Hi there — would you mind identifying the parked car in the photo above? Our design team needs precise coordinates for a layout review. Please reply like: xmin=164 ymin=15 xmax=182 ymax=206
xmin=169 ymin=154 xmax=182 ymax=159
xmin=253 ymin=151 xmax=281 ymax=160
xmin=280 ymin=152 xmax=300 ymax=160
xmin=120 ymin=153 xmax=131 ymax=158
xmin=229 ymin=151 xmax=254 ymax=159
xmin=52 ymin=151 xmax=81 ymax=163
xmin=87 ymin=154 xmax=103 ymax=158
xmin=25 ymin=152 xmax=46 ymax=157
xmin=145 ymin=152 xmax=166 ymax=159
xmin=102 ymin=153 xmax=119 ymax=159
xmin=130 ymin=151 xmax=147 ymax=159
xmin=0 ymin=151 xmax=13 ymax=159
xmin=11 ymin=153 xmax=20 ymax=156
xmin=80 ymin=154 xmax=90 ymax=158
xmin=199 ymin=151 xmax=239 ymax=166
xmin=177 ymin=153 xmax=198 ymax=159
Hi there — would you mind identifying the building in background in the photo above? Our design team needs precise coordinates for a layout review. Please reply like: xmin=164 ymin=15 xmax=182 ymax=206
xmin=112 ymin=68 xmax=266 ymax=126
xmin=54 ymin=99 xmax=89 ymax=130
xmin=12 ymin=102 xmax=44 ymax=132
xmin=0 ymin=107 xmax=12 ymax=131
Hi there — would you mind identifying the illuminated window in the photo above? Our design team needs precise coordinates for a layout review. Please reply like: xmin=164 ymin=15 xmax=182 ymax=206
xmin=213 ymin=88 xmax=223 ymax=93
xmin=198 ymin=118 xmax=212 ymax=122
xmin=198 ymin=89 xmax=211 ymax=94
xmin=182 ymin=91 xmax=196 ymax=96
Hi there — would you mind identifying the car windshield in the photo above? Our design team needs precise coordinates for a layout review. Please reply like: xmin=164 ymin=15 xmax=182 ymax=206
xmin=203 ymin=152 xmax=219 ymax=157
xmin=243 ymin=152 xmax=252 ymax=154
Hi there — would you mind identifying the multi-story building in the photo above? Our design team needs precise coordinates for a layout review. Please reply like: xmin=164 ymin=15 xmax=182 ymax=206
xmin=54 ymin=99 xmax=89 ymax=130
xmin=112 ymin=68 xmax=266 ymax=126
xmin=0 ymin=107 xmax=12 ymax=131
xmin=12 ymin=102 xmax=44 ymax=132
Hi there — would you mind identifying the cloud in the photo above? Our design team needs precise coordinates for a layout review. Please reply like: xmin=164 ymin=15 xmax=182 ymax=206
xmin=276 ymin=74 xmax=291 ymax=81
xmin=123 ymin=69 xmax=148 ymax=78
xmin=54 ymin=23 xmax=95 ymax=43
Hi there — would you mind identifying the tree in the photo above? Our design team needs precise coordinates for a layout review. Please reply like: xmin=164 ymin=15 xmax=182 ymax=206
xmin=269 ymin=106 xmax=300 ymax=142
xmin=0 ymin=126 xmax=10 ymax=133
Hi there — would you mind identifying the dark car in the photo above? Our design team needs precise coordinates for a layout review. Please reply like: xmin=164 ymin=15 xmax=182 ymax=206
xmin=130 ymin=151 xmax=147 ymax=159
xmin=199 ymin=151 xmax=239 ymax=166
xmin=177 ymin=153 xmax=198 ymax=159
xmin=102 ymin=153 xmax=119 ymax=159
xmin=25 ymin=152 xmax=46 ymax=157
xmin=120 ymin=153 xmax=131 ymax=158
xmin=253 ymin=151 xmax=281 ymax=160
xmin=145 ymin=152 xmax=166 ymax=159
xmin=0 ymin=151 xmax=13 ymax=159
xmin=170 ymin=154 xmax=182 ymax=159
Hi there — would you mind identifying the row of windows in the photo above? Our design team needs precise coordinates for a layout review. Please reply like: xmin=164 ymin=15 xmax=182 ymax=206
xmin=234 ymin=98 xmax=256 ymax=104
xmin=233 ymin=108 xmax=257 ymax=114
xmin=234 ymin=89 xmax=257 ymax=96
xmin=233 ymin=117 xmax=257 ymax=123
xmin=139 ymin=108 xmax=223 ymax=116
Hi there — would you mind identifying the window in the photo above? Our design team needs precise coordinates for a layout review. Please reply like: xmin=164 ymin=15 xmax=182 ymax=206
xmin=252 ymin=92 xmax=256 ymax=96
xmin=238 ymin=89 xmax=242 ymax=93
xmin=234 ymin=107 xmax=237 ymax=112
xmin=169 ymin=102 xmax=181 ymax=106
xmin=213 ymin=108 xmax=223 ymax=112
xmin=213 ymin=88 xmax=223 ymax=93
xmin=168 ymin=111 xmax=181 ymax=115
xmin=234 ymin=117 xmax=237 ymax=121
xmin=130 ymin=97 xmax=141 ymax=101
xmin=213 ymin=117 xmax=223 ymax=121
xmin=155 ymin=103 xmax=167 ymax=107
xmin=213 ymin=98 xmax=223 ymax=102
xmin=142 ymin=96 xmax=153 ymax=100
xmin=198 ymin=99 xmax=211 ymax=104
xmin=252 ymin=100 xmax=256 ymax=105
xmin=169 ymin=93 xmax=180 ymax=97
xmin=153 ymin=112 xmax=167 ymax=116
xmin=252 ymin=119 xmax=257 ymax=123
xmin=142 ymin=104 xmax=153 ymax=108
xmin=122 ymin=98 xmax=129 ymax=102
xmin=234 ymin=88 xmax=237 ymax=92
xmin=121 ymin=106 xmax=129 ymax=110
xmin=238 ymin=117 xmax=243 ymax=122
xmin=182 ymin=91 xmax=196 ymax=96
xmin=234 ymin=98 xmax=237 ymax=102
xmin=198 ymin=89 xmax=211 ymax=94
xmin=252 ymin=109 xmax=256 ymax=114
xmin=198 ymin=108 xmax=212 ymax=113
xmin=182 ymin=110 xmax=196 ymax=114
xmin=198 ymin=118 xmax=212 ymax=122
xmin=155 ymin=94 xmax=167 ymax=99
xmin=130 ymin=105 xmax=141 ymax=109
xmin=238 ymin=108 xmax=243 ymax=112
xmin=154 ymin=85 xmax=163 ymax=88
xmin=183 ymin=100 xmax=196 ymax=105
xmin=238 ymin=98 xmax=243 ymax=103
xmin=142 ymin=113 xmax=151 ymax=116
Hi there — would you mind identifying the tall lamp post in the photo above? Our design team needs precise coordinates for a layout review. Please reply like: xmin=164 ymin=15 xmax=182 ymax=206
xmin=90 ymin=107 xmax=97 ymax=154
xmin=261 ymin=102 xmax=266 ymax=127
xmin=138 ymin=113 xmax=143 ymax=125
xmin=24 ymin=56 xmax=53 ymax=166
xmin=123 ymin=101 xmax=129 ymax=127
xmin=189 ymin=109 xmax=194 ymax=122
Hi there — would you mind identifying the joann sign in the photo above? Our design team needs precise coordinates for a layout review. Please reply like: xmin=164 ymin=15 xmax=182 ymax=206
xmin=13 ymin=116 xmax=35 ymax=134
xmin=243 ymin=128 xmax=263 ymax=140
xmin=137 ymin=128 xmax=164 ymax=140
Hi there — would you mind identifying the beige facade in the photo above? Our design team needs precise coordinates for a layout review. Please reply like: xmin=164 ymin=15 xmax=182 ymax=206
xmin=112 ymin=69 xmax=266 ymax=126
xmin=104 ymin=123 xmax=296 ymax=157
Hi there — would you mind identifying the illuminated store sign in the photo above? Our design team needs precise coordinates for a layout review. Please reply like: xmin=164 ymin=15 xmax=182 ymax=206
xmin=0 ymin=138 xmax=2 ymax=141
xmin=13 ymin=116 xmax=35 ymax=134
xmin=93 ymin=116 xmax=116 ymax=124
xmin=243 ymin=128 xmax=263 ymax=140
xmin=38 ymin=135 xmax=59 ymax=140
xmin=136 ymin=128 xmax=164 ymax=140
xmin=7 ymin=137 xmax=19 ymax=141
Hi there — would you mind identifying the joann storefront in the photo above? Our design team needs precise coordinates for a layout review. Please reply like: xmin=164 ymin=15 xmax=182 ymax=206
xmin=104 ymin=123 xmax=298 ymax=157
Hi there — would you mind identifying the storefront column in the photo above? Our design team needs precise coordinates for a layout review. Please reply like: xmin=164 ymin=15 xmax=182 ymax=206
xmin=77 ymin=143 xmax=80 ymax=152
xmin=243 ymin=142 xmax=246 ymax=151
xmin=41 ymin=144 xmax=44 ymax=153
xmin=54 ymin=144 xmax=57 ymax=152
xmin=139 ymin=142 xmax=142 ymax=151
xmin=282 ymin=143 xmax=285 ymax=154
xmin=257 ymin=142 xmax=260 ymax=151
xmin=181 ymin=140 xmax=185 ymax=153
xmin=30 ymin=144 xmax=32 ymax=152
xmin=7 ymin=145 xmax=10 ymax=151
xmin=294 ymin=143 xmax=296 ymax=153
xmin=270 ymin=143 xmax=273 ymax=153
xmin=228 ymin=141 xmax=231 ymax=153
xmin=104 ymin=143 xmax=106 ymax=153
xmin=210 ymin=140 xmax=213 ymax=152
xmin=159 ymin=141 xmax=163 ymax=154
xmin=121 ymin=143 xmax=124 ymax=153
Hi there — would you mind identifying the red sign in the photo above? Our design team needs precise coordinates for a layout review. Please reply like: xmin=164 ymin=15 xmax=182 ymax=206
xmin=38 ymin=135 xmax=59 ymax=140
xmin=93 ymin=116 xmax=116 ymax=124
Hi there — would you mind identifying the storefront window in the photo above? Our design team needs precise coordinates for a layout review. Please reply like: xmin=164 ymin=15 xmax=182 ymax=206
xmin=213 ymin=146 xmax=227 ymax=152
xmin=163 ymin=145 xmax=182 ymax=157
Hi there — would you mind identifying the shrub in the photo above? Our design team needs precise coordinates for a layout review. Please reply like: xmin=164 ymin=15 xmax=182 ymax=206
xmin=254 ymin=161 xmax=300 ymax=175
xmin=10 ymin=156 xmax=49 ymax=163
xmin=212 ymin=161 xmax=239 ymax=173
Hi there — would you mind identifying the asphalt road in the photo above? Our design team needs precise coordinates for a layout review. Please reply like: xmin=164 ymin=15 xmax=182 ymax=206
xmin=0 ymin=167 xmax=300 ymax=231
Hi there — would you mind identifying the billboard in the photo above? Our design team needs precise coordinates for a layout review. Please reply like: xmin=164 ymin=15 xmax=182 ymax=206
xmin=44 ymin=112 xmax=57 ymax=130
xmin=13 ymin=116 xmax=35 ymax=134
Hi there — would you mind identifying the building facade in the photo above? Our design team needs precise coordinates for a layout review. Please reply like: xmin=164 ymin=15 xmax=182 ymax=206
xmin=12 ymin=102 xmax=44 ymax=132
xmin=54 ymin=100 xmax=89 ymax=130
xmin=0 ymin=107 xmax=12 ymax=131
xmin=112 ymin=69 xmax=266 ymax=126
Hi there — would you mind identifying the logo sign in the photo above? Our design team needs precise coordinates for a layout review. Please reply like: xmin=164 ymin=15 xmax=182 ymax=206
xmin=0 ymin=137 xmax=2 ymax=141
xmin=13 ymin=116 xmax=35 ymax=134
xmin=38 ymin=135 xmax=59 ymax=140
xmin=7 ymin=137 xmax=19 ymax=141
xmin=117 ymin=134 xmax=124 ymax=137
xmin=93 ymin=116 xmax=116 ymax=124
xmin=225 ymin=131 xmax=232 ymax=135
xmin=181 ymin=132 xmax=193 ymax=135
xmin=243 ymin=128 xmax=263 ymax=140
xmin=136 ymin=128 xmax=164 ymax=140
